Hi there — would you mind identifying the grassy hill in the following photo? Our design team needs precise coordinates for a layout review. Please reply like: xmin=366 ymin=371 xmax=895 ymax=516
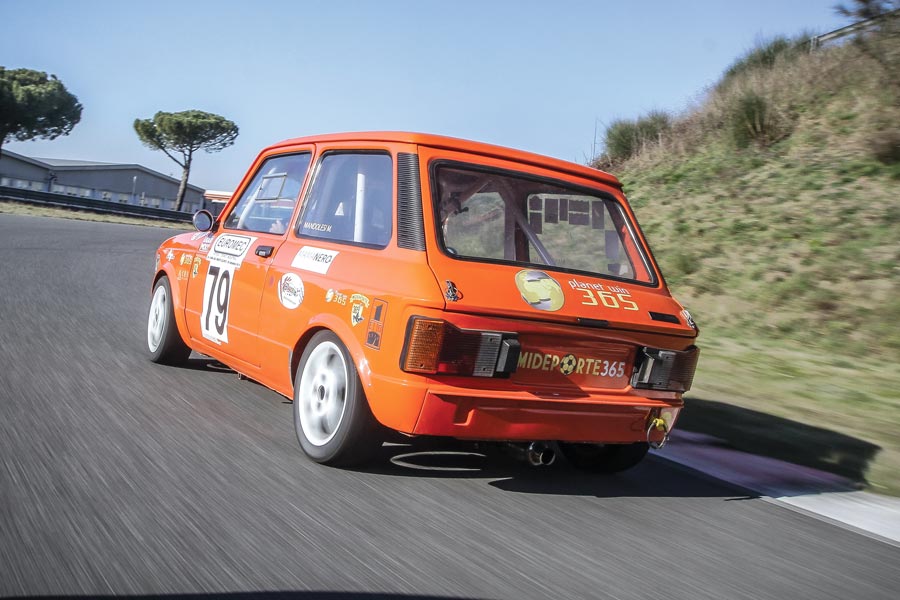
xmin=599 ymin=27 xmax=900 ymax=494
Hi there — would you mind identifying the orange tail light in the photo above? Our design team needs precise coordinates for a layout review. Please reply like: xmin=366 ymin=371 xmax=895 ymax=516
xmin=401 ymin=317 xmax=520 ymax=378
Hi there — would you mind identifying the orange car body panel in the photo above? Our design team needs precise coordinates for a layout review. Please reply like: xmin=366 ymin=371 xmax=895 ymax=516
xmin=152 ymin=132 xmax=698 ymax=444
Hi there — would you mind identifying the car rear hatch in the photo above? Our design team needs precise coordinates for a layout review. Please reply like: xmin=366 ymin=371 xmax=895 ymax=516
xmin=422 ymin=156 xmax=697 ymax=340
xmin=406 ymin=148 xmax=699 ymax=394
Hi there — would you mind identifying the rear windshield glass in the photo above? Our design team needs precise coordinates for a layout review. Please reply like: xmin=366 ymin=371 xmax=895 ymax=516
xmin=433 ymin=164 xmax=655 ymax=284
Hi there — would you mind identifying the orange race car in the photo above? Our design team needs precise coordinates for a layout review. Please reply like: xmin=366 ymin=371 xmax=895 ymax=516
xmin=146 ymin=132 xmax=699 ymax=470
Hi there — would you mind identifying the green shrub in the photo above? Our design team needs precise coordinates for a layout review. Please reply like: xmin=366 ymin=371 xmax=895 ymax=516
xmin=603 ymin=110 xmax=671 ymax=162
xmin=722 ymin=35 xmax=806 ymax=83
xmin=870 ymin=128 xmax=900 ymax=164
xmin=671 ymin=251 xmax=699 ymax=276
xmin=731 ymin=92 xmax=767 ymax=147
xmin=728 ymin=91 xmax=787 ymax=148
xmin=604 ymin=119 xmax=641 ymax=163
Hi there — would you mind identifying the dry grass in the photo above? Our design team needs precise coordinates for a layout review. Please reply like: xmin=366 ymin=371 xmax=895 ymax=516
xmin=601 ymin=33 xmax=900 ymax=494
xmin=0 ymin=199 xmax=190 ymax=229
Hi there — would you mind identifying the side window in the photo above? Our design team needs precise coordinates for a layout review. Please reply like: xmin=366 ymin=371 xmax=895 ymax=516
xmin=224 ymin=153 xmax=312 ymax=234
xmin=297 ymin=152 xmax=393 ymax=247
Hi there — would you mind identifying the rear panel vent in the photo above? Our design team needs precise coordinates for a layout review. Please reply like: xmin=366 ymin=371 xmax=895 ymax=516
xmin=649 ymin=312 xmax=681 ymax=324
xmin=397 ymin=152 xmax=426 ymax=251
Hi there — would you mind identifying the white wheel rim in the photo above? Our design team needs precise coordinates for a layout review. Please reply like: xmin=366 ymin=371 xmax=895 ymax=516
xmin=147 ymin=284 xmax=167 ymax=352
xmin=298 ymin=341 xmax=348 ymax=446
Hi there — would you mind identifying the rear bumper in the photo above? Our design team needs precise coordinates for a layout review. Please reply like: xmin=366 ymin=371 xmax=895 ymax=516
xmin=412 ymin=388 xmax=681 ymax=443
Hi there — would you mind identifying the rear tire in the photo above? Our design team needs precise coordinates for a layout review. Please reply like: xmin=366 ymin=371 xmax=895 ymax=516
xmin=558 ymin=442 xmax=649 ymax=473
xmin=147 ymin=276 xmax=191 ymax=365
xmin=293 ymin=331 xmax=381 ymax=466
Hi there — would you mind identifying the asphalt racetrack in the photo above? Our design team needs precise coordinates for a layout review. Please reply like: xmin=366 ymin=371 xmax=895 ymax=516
xmin=1 ymin=214 xmax=898 ymax=600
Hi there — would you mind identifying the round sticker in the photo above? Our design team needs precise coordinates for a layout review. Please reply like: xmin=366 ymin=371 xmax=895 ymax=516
xmin=278 ymin=273 xmax=305 ymax=310
xmin=515 ymin=270 xmax=564 ymax=312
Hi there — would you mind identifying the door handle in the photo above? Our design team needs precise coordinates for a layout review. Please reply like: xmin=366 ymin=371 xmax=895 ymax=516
xmin=255 ymin=245 xmax=275 ymax=258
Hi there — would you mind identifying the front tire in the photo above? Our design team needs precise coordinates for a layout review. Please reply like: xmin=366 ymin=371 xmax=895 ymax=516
xmin=147 ymin=276 xmax=191 ymax=365
xmin=558 ymin=442 xmax=649 ymax=473
xmin=293 ymin=331 xmax=381 ymax=466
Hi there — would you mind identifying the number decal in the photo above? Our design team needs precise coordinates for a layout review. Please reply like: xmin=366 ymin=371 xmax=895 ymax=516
xmin=201 ymin=263 xmax=234 ymax=343
xmin=575 ymin=288 xmax=641 ymax=311
xmin=597 ymin=291 xmax=619 ymax=309
xmin=617 ymin=293 xmax=639 ymax=311
xmin=578 ymin=288 xmax=598 ymax=306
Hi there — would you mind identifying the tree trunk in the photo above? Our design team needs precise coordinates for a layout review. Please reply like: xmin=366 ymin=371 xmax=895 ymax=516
xmin=174 ymin=155 xmax=192 ymax=212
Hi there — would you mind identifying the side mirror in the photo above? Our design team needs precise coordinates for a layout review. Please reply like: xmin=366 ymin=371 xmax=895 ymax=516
xmin=192 ymin=210 xmax=214 ymax=232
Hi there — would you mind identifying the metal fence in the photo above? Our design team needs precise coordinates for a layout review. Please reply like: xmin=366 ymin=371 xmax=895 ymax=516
xmin=0 ymin=186 xmax=193 ymax=223
xmin=809 ymin=9 xmax=899 ymax=50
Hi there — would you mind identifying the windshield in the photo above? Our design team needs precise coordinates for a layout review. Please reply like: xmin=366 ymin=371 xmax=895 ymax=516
xmin=433 ymin=164 xmax=655 ymax=284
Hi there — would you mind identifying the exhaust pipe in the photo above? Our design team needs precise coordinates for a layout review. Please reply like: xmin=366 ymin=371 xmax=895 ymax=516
xmin=526 ymin=442 xmax=556 ymax=466
xmin=503 ymin=442 xmax=557 ymax=466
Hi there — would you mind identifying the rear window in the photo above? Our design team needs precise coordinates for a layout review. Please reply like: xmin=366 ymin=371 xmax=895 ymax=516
xmin=433 ymin=164 xmax=655 ymax=284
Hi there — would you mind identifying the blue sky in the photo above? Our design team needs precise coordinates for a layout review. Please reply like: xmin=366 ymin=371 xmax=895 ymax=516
xmin=2 ymin=0 xmax=849 ymax=191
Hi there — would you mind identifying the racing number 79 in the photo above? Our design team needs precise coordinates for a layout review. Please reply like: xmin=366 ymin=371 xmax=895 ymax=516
xmin=205 ymin=265 xmax=231 ymax=335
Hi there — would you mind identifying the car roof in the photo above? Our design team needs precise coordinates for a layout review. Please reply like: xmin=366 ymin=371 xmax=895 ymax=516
xmin=268 ymin=131 xmax=622 ymax=188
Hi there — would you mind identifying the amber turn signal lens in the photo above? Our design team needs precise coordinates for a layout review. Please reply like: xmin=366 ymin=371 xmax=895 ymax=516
xmin=402 ymin=318 xmax=447 ymax=373
xmin=400 ymin=317 xmax=519 ymax=377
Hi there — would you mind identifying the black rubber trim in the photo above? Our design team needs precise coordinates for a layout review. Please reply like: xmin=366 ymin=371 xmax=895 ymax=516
xmin=397 ymin=152 xmax=426 ymax=250
xmin=576 ymin=317 xmax=610 ymax=328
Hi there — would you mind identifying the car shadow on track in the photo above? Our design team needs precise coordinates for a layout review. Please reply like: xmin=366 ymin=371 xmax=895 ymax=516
xmin=174 ymin=358 xmax=755 ymax=500
xmin=178 ymin=356 xmax=236 ymax=373
xmin=355 ymin=438 xmax=756 ymax=500
xmin=677 ymin=396 xmax=880 ymax=491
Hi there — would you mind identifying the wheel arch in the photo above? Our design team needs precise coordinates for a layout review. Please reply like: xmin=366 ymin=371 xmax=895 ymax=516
xmin=152 ymin=267 xmax=191 ymax=349
xmin=288 ymin=314 xmax=376 ymax=402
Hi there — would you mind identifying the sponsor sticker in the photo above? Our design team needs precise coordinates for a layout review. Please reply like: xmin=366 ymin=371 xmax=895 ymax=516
xmin=365 ymin=299 xmax=387 ymax=350
xmin=350 ymin=294 xmax=370 ymax=326
xmin=514 ymin=270 xmax=564 ymax=312
xmin=165 ymin=249 xmax=175 ymax=262
xmin=198 ymin=233 xmax=214 ymax=253
xmin=191 ymin=256 xmax=202 ymax=278
xmin=350 ymin=293 xmax=370 ymax=307
xmin=277 ymin=273 xmax=305 ymax=310
xmin=180 ymin=253 xmax=194 ymax=266
xmin=567 ymin=278 xmax=639 ymax=311
xmin=177 ymin=268 xmax=189 ymax=281
xmin=206 ymin=234 xmax=256 ymax=268
xmin=351 ymin=303 xmax=366 ymax=326
xmin=325 ymin=289 xmax=348 ymax=305
xmin=291 ymin=246 xmax=339 ymax=275
xmin=517 ymin=350 xmax=627 ymax=378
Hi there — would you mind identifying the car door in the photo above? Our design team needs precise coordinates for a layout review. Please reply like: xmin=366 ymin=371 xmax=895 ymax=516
xmin=184 ymin=149 xmax=313 ymax=367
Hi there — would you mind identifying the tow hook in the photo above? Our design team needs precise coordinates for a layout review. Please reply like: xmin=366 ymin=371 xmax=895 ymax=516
xmin=647 ymin=416 xmax=670 ymax=449
xmin=505 ymin=442 xmax=556 ymax=466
